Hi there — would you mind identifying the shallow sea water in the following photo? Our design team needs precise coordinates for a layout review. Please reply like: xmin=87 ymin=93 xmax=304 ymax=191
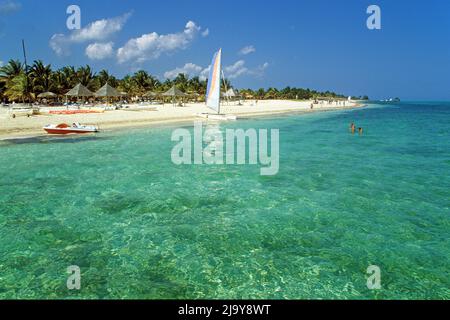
xmin=0 ymin=102 xmax=448 ymax=299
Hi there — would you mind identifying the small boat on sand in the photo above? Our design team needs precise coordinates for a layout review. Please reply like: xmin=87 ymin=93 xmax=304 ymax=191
xmin=43 ymin=123 xmax=99 ymax=134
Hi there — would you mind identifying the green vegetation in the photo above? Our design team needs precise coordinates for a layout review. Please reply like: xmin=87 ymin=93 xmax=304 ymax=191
xmin=239 ymin=87 xmax=347 ymax=100
xmin=0 ymin=59 xmax=352 ymax=103
xmin=351 ymin=95 xmax=370 ymax=100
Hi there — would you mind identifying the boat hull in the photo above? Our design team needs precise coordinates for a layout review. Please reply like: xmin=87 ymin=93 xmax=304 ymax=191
xmin=43 ymin=123 xmax=99 ymax=134
xmin=197 ymin=113 xmax=237 ymax=121
xmin=44 ymin=128 xmax=97 ymax=134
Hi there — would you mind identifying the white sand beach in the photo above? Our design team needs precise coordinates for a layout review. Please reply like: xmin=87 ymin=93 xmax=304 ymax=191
xmin=0 ymin=100 xmax=361 ymax=139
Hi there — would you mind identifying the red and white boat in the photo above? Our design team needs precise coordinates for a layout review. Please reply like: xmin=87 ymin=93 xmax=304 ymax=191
xmin=43 ymin=123 xmax=99 ymax=134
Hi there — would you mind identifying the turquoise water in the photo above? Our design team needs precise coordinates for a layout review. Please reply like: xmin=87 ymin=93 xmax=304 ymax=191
xmin=0 ymin=102 xmax=449 ymax=299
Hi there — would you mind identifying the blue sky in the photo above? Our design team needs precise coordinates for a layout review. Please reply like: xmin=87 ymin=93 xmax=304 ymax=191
xmin=0 ymin=0 xmax=449 ymax=99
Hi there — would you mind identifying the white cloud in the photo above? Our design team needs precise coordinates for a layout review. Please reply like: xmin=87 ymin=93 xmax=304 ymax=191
xmin=0 ymin=1 xmax=21 ymax=14
xmin=201 ymin=28 xmax=209 ymax=37
xmin=164 ymin=62 xmax=210 ymax=81
xmin=253 ymin=62 xmax=269 ymax=77
xmin=164 ymin=60 xmax=268 ymax=81
xmin=225 ymin=60 xmax=248 ymax=79
xmin=239 ymin=45 xmax=256 ymax=55
xmin=199 ymin=66 xmax=210 ymax=81
xmin=50 ymin=12 xmax=131 ymax=56
xmin=225 ymin=60 xmax=269 ymax=79
xmin=117 ymin=21 xmax=205 ymax=64
xmin=85 ymin=42 xmax=114 ymax=60
xmin=164 ymin=63 xmax=203 ymax=79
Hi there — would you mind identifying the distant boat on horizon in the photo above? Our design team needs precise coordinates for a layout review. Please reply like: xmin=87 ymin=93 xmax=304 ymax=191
xmin=381 ymin=97 xmax=401 ymax=102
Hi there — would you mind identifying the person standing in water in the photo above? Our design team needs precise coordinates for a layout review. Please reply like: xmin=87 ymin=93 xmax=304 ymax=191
xmin=358 ymin=127 xmax=363 ymax=135
xmin=350 ymin=123 xmax=356 ymax=134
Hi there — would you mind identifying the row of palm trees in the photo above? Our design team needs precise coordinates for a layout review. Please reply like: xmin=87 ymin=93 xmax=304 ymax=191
xmin=239 ymin=87 xmax=347 ymax=100
xmin=0 ymin=59 xmax=349 ymax=103
xmin=0 ymin=59 xmax=221 ymax=103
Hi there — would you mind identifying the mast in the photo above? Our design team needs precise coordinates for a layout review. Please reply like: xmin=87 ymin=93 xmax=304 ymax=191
xmin=22 ymin=39 xmax=30 ymax=103
xmin=221 ymin=70 xmax=229 ymax=107
xmin=217 ymin=50 xmax=222 ymax=114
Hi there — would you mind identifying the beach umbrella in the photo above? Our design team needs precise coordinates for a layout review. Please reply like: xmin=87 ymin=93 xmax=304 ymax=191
xmin=143 ymin=91 xmax=159 ymax=102
xmin=37 ymin=91 xmax=57 ymax=98
xmin=95 ymin=83 xmax=122 ymax=97
xmin=162 ymin=86 xmax=187 ymax=97
xmin=223 ymin=88 xmax=236 ymax=98
xmin=65 ymin=83 xmax=94 ymax=97
xmin=162 ymin=86 xmax=187 ymax=106
xmin=144 ymin=91 xmax=158 ymax=97
xmin=94 ymin=83 xmax=123 ymax=106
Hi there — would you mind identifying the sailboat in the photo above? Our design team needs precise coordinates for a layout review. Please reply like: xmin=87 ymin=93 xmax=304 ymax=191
xmin=198 ymin=49 xmax=237 ymax=121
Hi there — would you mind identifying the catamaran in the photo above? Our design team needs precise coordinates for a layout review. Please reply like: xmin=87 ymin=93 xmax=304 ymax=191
xmin=198 ymin=49 xmax=237 ymax=121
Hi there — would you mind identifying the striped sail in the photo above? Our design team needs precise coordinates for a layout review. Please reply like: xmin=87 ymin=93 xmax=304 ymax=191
xmin=206 ymin=49 xmax=222 ymax=113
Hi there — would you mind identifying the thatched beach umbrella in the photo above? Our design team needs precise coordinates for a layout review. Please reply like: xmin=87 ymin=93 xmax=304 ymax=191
xmin=37 ymin=91 xmax=57 ymax=98
xmin=162 ymin=86 xmax=187 ymax=106
xmin=144 ymin=91 xmax=158 ymax=97
xmin=95 ymin=83 xmax=123 ymax=106
xmin=143 ymin=91 xmax=159 ymax=103
xmin=65 ymin=83 xmax=94 ymax=97
xmin=95 ymin=83 xmax=122 ymax=97
xmin=223 ymin=88 xmax=236 ymax=98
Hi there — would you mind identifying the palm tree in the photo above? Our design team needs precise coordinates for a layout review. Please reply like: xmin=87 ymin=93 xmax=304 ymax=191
xmin=221 ymin=78 xmax=232 ymax=92
xmin=240 ymin=88 xmax=255 ymax=99
xmin=264 ymin=87 xmax=279 ymax=99
xmin=161 ymin=78 xmax=173 ymax=92
xmin=0 ymin=59 xmax=24 ymax=83
xmin=187 ymin=76 xmax=202 ymax=94
xmin=94 ymin=69 xmax=118 ymax=90
xmin=0 ymin=82 xmax=5 ymax=101
xmin=0 ymin=60 xmax=25 ymax=102
xmin=60 ymin=66 xmax=77 ymax=88
xmin=51 ymin=70 xmax=68 ymax=96
xmin=173 ymin=73 xmax=189 ymax=92
xmin=4 ymin=72 xmax=34 ymax=102
xmin=118 ymin=75 xmax=134 ymax=96
xmin=131 ymin=70 xmax=158 ymax=96
xmin=29 ymin=60 xmax=53 ymax=95
xmin=76 ymin=65 xmax=95 ymax=89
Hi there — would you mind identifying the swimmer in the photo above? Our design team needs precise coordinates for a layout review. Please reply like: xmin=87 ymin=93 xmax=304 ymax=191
xmin=358 ymin=127 xmax=363 ymax=135
xmin=350 ymin=122 xmax=355 ymax=134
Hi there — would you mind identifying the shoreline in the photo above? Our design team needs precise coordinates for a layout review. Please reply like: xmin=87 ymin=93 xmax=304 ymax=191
xmin=0 ymin=100 xmax=365 ymax=140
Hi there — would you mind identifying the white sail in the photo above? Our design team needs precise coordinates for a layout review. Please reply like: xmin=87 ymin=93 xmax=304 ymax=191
xmin=206 ymin=49 xmax=222 ymax=113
